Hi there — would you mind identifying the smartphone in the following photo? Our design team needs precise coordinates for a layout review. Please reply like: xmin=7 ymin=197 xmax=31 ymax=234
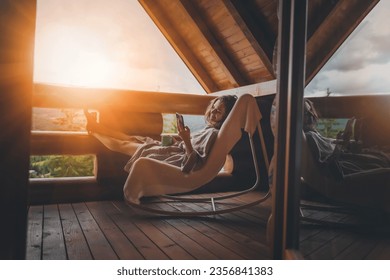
xmin=176 ymin=113 xmax=185 ymax=130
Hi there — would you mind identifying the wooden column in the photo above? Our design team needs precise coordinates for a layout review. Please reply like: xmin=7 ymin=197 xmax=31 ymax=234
xmin=271 ymin=0 xmax=308 ymax=259
xmin=0 ymin=0 xmax=36 ymax=259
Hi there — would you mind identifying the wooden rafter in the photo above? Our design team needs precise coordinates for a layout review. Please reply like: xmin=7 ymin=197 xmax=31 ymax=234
xmin=138 ymin=0 xmax=219 ymax=93
xmin=223 ymin=0 xmax=276 ymax=78
xmin=179 ymin=0 xmax=249 ymax=88
xmin=307 ymin=0 xmax=339 ymax=39
xmin=306 ymin=0 xmax=380 ymax=83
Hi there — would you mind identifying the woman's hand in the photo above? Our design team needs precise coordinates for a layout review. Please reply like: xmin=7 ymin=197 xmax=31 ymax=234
xmin=178 ymin=126 xmax=194 ymax=155
xmin=178 ymin=125 xmax=190 ymax=141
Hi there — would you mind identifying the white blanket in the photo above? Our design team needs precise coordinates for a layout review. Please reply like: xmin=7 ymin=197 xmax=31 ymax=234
xmin=123 ymin=94 xmax=262 ymax=204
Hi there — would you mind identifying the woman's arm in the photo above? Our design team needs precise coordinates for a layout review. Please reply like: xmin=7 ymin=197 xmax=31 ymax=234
xmin=179 ymin=127 xmax=219 ymax=173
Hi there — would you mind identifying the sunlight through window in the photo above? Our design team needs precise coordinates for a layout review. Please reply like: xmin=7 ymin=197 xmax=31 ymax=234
xmin=34 ymin=0 xmax=205 ymax=94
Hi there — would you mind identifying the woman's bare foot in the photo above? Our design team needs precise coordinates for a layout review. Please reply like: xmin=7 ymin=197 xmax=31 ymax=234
xmin=84 ymin=109 xmax=98 ymax=134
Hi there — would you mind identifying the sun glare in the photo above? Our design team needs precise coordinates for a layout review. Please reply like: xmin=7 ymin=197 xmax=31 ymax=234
xmin=34 ymin=25 xmax=117 ymax=88
xmin=33 ymin=0 xmax=205 ymax=93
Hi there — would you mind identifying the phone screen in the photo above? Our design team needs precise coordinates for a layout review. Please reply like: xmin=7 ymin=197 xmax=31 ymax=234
xmin=176 ymin=113 xmax=185 ymax=130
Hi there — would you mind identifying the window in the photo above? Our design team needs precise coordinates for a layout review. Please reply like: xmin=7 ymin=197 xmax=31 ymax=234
xmin=32 ymin=1 xmax=206 ymax=179
xmin=29 ymin=155 xmax=95 ymax=178
xmin=34 ymin=0 xmax=204 ymax=93
xmin=305 ymin=1 xmax=390 ymax=96
xmin=316 ymin=118 xmax=348 ymax=139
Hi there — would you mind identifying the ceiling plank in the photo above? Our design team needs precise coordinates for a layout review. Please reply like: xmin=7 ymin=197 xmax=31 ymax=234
xmin=138 ymin=0 xmax=219 ymax=93
xmin=223 ymin=0 xmax=276 ymax=78
xmin=179 ymin=0 xmax=249 ymax=88
xmin=306 ymin=0 xmax=380 ymax=83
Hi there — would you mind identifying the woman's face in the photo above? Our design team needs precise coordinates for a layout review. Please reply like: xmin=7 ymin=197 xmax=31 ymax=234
xmin=209 ymin=99 xmax=227 ymax=125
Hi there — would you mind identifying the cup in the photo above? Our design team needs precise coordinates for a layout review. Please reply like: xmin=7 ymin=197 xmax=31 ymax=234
xmin=161 ymin=134 xmax=174 ymax=146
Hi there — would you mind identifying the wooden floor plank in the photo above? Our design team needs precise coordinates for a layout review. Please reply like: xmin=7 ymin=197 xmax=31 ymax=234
xmin=114 ymin=201 xmax=195 ymax=260
xmin=139 ymin=200 xmax=220 ymax=259
xmin=26 ymin=198 xmax=390 ymax=260
xmin=211 ymin=211 xmax=268 ymax=242
xmin=109 ymin=201 xmax=170 ymax=260
xmin=229 ymin=192 xmax=272 ymax=222
xmin=42 ymin=204 xmax=67 ymax=260
xmin=26 ymin=205 xmax=43 ymax=260
xmin=152 ymin=219 xmax=219 ymax=259
xmin=86 ymin=201 xmax=144 ymax=260
xmin=365 ymin=237 xmax=390 ymax=259
xmin=307 ymin=233 xmax=356 ymax=260
xmin=179 ymin=196 xmax=268 ymax=246
xmin=161 ymin=201 xmax=267 ymax=259
xmin=186 ymin=194 xmax=269 ymax=242
xmin=301 ymin=227 xmax=339 ymax=255
xmin=58 ymin=204 xmax=93 ymax=260
xmin=335 ymin=234 xmax=378 ymax=260
xmin=156 ymin=201 xmax=245 ymax=259
xmin=173 ymin=201 xmax=270 ymax=259
xmin=72 ymin=202 xmax=118 ymax=260
xmin=299 ymin=210 xmax=342 ymax=242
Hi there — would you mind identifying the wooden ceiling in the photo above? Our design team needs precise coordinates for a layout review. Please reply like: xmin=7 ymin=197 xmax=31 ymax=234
xmin=138 ymin=0 xmax=379 ymax=93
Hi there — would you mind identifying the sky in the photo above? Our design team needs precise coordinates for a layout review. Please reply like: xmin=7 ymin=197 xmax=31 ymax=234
xmin=33 ymin=0 xmax=205 ymax=94
xmin=305 ymin=0 xmax=390 ymax=95
xmin=34 ymin=0 xmax=390 ymax=95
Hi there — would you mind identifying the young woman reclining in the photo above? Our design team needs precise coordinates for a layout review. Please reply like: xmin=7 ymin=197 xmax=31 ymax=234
xmin=85 ymin=95 xmax=237 ymax=174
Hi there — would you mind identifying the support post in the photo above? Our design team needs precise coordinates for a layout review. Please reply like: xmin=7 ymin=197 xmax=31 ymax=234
xmin=0 ymin=0 xmax=36 ymax=259
xmin=271 ymin=0 xmax=308 ymax=259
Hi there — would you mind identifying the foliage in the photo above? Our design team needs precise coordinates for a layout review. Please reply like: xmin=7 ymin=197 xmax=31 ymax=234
xmin=162 ymin=114 xmax=178 ymax=133
xmin=29 ymin=155 xmax=94 ymax=178
xmin=317 ymin=118 xmax=348 ymax=138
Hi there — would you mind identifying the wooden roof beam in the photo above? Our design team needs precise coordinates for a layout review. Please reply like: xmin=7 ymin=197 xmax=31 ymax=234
xmin=306 ymin=0 xmax=380 ymax=83
xmin=138 ymin=0 xmax=219 ymax=93
xmin=223 ymin=0 xmax=276 ymax=78
xmin=307 ymin=0 xmax=339 ymax=39
xmin=179 ymin=0 xmax=249 ymax=88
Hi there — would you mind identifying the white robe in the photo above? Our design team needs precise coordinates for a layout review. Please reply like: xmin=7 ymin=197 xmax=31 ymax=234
xmin=124 ymin=126 xmax=218 ymax=173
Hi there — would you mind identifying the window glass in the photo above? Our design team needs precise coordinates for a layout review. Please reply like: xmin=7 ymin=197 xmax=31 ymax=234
xmin=316 ymin=118 xmax=348 ymax=139
xmin=305 ymin=1 xmax=390 ymax=96
xmin=162 ymin=114 xmax=206 ymax=134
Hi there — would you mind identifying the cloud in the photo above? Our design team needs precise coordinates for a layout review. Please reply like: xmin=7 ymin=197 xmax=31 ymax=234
xmin=306 ymin=62 xmax=390 ymax=95
xmin=306 ymin=1 xmax=390 ymax=95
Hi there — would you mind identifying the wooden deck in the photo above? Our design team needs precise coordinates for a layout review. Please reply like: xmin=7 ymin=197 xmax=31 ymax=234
xmin=26 ymin=191 xmax=390 ymax=260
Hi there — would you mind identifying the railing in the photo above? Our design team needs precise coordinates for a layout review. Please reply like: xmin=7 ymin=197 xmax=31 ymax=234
xmin=30 ymin=83 xmax=214 ymax=204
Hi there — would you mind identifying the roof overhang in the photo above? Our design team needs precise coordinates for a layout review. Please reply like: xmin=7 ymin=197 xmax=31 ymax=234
xmin=139 ymin=0 xmax=380 ymax=93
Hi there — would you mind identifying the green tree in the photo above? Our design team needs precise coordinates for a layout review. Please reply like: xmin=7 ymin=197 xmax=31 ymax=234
xmin=317 ymin=118 xmax=348 ymax=138
xmin=30 ymin=155 xmax=94 ymax=178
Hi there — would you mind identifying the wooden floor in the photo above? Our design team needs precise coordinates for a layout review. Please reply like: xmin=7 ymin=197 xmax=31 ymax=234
xmin=26 ymin=191 xmax=390 ymax=260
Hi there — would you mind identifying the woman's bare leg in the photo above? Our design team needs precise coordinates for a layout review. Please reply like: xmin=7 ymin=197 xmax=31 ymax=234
xmin=85 ymin=110 xmax=144 ymax=155
xmin=91 ymin=132 xmax=141 ymax=156
xmin=84 ymin=110 xmax=132 ymax=140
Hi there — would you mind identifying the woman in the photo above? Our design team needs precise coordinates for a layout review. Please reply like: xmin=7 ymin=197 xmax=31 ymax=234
xmin=85 ymin=95 xmax=237 ymax=174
